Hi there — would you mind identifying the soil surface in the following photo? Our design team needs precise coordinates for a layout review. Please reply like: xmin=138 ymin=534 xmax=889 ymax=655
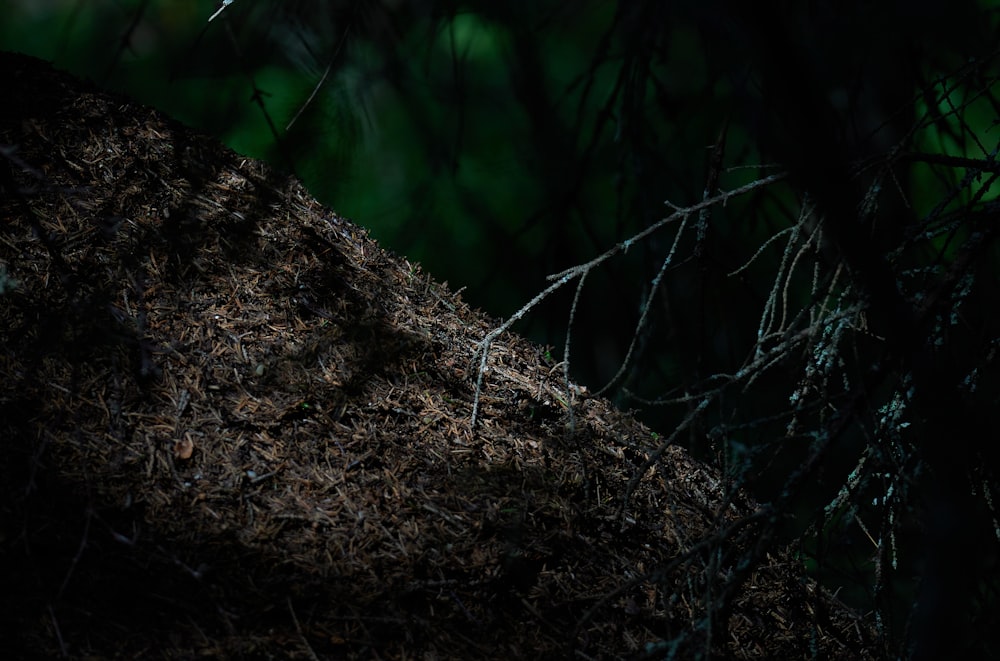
xmin=0 ymin=51 xmax=876 ymax=659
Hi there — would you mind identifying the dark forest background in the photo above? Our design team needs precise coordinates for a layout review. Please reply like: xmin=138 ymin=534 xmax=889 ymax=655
xmin=4 ymin=1 xmax=1000 ymax=657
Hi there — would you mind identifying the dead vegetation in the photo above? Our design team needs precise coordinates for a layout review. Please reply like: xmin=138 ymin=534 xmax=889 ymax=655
xmin=1 ymin=51 xmax=876 ymax=659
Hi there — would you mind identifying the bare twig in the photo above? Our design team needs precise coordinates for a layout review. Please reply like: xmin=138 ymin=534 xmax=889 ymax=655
xmin=470 ymin=172 xmax=787 ymax=427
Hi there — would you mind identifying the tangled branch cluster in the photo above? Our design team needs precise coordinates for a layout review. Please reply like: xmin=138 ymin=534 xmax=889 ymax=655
xmin=473 ymin=54 xmax=1000 ymax=654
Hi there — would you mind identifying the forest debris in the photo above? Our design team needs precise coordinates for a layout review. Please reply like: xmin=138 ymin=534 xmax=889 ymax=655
xmin=0 ymin=52 xmax=876 ymax=660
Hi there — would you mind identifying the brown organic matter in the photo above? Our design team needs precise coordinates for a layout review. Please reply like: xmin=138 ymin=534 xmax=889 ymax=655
xmin=0 ymin=52 xmax=876 ymax=659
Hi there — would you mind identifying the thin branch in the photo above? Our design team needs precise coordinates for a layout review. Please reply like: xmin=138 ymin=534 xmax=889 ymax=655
xmin=470 ymin=172 xmax=786 ymax=427
xmin=208 ymin=0 xmax=237 ymax=23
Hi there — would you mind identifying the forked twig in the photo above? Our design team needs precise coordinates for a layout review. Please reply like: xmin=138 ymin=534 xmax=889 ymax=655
xmin=469 ymin=172 xmax=786 ymax=428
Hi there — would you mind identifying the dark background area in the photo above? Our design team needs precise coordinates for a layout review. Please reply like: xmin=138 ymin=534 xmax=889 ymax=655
xmin=4 ymin=1 xmax=1000 ymax=656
